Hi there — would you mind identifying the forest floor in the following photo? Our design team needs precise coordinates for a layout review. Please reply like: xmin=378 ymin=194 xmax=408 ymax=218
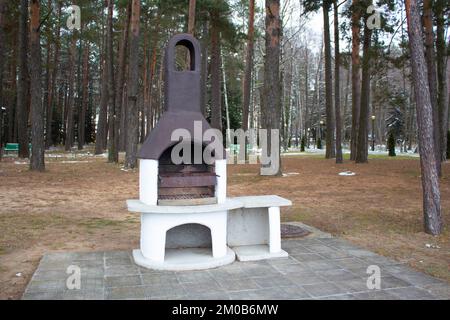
xmin=0 ymin=147 xmax=449 ymax=299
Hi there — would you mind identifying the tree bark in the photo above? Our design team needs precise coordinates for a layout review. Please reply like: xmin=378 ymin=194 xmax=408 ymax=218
xmin=187 ymin=0 xmax=196 ymax=35
xmin=323 ymin=0 xmax=335 ymax=159
xmin=405 ymin=0 xmax=442 ymax=235
xmin=0 ymin=0 xmax=4 ymax=159
xmin=78 ymin=44 xmax=89 ymax=150
xmin=210 ymin=14 xmax=222 ymax=132
xmin=261 ymin=0 xmax=282 ymax=176
xmin=350 ymin=0 xmax=361 ymax=161
xmin=106 ymin=0 xmax=117 ymax=163
xmin=242 ymin=0 xmax=255 ymax=133
xmin=125 ymin=0 xmax=140 ymax=169
xmin=200 ymin=20 xmax=209 ymax=117
xmin=117 ymin=0 xmax=132 ymax=152
xmin=95 ymin=57 xmax=108 ymax=154
xmin=355 ymin=4 xmax=372 ymax=164
xmin=241 ymin=0 xmax=255 ymax=160
xmin=0 ymin=0 xmax=5 ymax=149
xmin=45 ymin=1 xmax=61 ymax=148
xmin=17 ymin=0 xmax=30 ymax=158
xmin=65 ymin=21 xmax=77 ymax=151
xmin=423 ymin=0 xmax=441 ymax=174
xmin=435 ymin=0 xmax=448 ymax=161
xmin=334 ymin=0 xmax=343 ymax=163
xmin=29 ymin=0 xmax=45 ymax=171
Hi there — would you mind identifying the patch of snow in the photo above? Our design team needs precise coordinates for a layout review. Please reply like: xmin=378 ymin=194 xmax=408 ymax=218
xmin=339 ymin=171 xmax=356 ymax=176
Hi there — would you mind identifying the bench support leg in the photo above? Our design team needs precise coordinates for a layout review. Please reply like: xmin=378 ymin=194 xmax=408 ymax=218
xmin=268 ymin=206 xmax=281 ymax=253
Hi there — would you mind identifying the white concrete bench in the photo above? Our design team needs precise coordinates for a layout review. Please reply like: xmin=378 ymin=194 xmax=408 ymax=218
xmin=126 ymin=195 xmax=292 ymax=270
xmin=227 ymin=195 xmax=292 ymax=261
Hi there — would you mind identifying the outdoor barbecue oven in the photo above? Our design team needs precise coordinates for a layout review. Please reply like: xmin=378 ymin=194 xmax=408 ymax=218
xmin=137 ymin=34 xmax=226 ymax=207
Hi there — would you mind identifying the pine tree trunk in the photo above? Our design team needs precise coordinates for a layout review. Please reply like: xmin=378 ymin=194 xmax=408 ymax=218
xmin=187 ymin=0 xmax=196 ymax=35
xmin=423 ymin=0 xmax=441 ymax=174
xmin=17 ymin=0 xmax=30 ymax=158
xmin=435 ymin=0 xmax=448 ymax=161
xmin=95 ymin=49 xmax=108 ymax=155
xmin=210 ymin=15 xmax=222 ymax=132
xmin=65 ymin=29 xmax=77 ymax=151
xmin=355 ymin=6 xmax=372 ymax=164
xmin=241 ymin=0 xmax=255 ymax=160
xmin=146 ymin=13 xmax=159 ymax=134
xmin=323 ymin=1 xmax=335 ymax=159
xmin=46 ymin=1 xmax=61 ymax=148
xmin=29 ymin=0 xmax=45 ymax=171
xmin=262 ymin=0 xmax=281 ymax=176
xmin=334 ymin=0 xmax=343 ymax=164
xmin=78 ymin=44 xmax=89 ymax=150
xmin=106 ymin=0 xmax=117 ymax=163
xmin=117 ymin=0 xmax=132 ymax=152
xmin=242 ymin=0 xmax=255 ymax=133
xmin=0 ymin=0 xmax=5 ymax=151
xmin=405 ymin=0 xmax=442 ymax=235
xmin=350 ymin=0 xmax=361 ymax=161
xmin=124 ymin=0 xmax=140 ymax=169
xmin=200 ymin=20 xmax=209 ymax=117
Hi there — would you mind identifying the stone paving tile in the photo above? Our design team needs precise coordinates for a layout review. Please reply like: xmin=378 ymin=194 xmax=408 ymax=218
xmin=332 ymin=257 xmax=370 ymax=270
xmin=229 ymin=286 xmax=311 ymax=300
xmin=180 ymin=281 xmax=225 ymax=296
xmin=359 ymin=255 xmax=403 ymax=267
xmin=346 ymin=248 xmax=379 ymax=258
xmin=334 ymin=278 xmax=371 ymax=294
xmin=216 ymin=278 xmax=260 ymax=291
xmin=384 ymin=267 xmax=446 ymax=288
xmin=176 ymin=270 xmax=217 ymax=284
xmin=301 ymin=282 xmax=348 ymax=298
xmin=319 ymin=294 xmax=356 ymax=300
xmin=352 ymin=290 xmax=399 ymax=300
xmin=289 ymin=271 xmax=329 ymax=286
xmin=61 ymin=289 xmax=105 ymax=300
xmin=252 ymin=275 xmax=294 ymax=288
xmin=105 ymin=286 xmax=147 ymax=300
xmin=272 ymin=262 xmax=310 ymax=275
xmin=22 ymin=291 xmax=65 ymax=300
xmin=314 ymin=268 xmax=359 ymax=282
xmin=386 ymin=287 xmax=438 ymax=300
xmin=23 ymin=239 xmax=450 ymax=300
xmin=72 ymin=259 xmax=104 ymax=269
xmin=380 ymin=275 xmax=412 ymax=290
xmin=104 ymin=265 xmax=140 ymax=277
xmin=290 ymin=253 xmax=325 ymax=262
xmin=105 ymin=275 xmax=142 ymax=288
xmin=283 ymin=246 xmax=313 ymax=255
xmin=265 ymin=256 xmax=300 ymax=266
xmin=421 ymin=283 xmax=450 ymax=300
xmin=105 ymin=257 xmax=134 ymax=267
xmin=32 ymin=269 xmax=69 ymax=281
xmin=184 ymin=292 xmax=231 ymax=300
xmin=241 ymin=262 xmax=281 ymax=278
xmin=207 ymin=264 xmax=248 ymax=281
xmin=25 ymin=279 xmax=67 ymax=293
xmin=79 ymin=277 xmax=105 ymax=291
xmin=146 ymin=281 xmax=187 ymax=299
xmin=141 ymin=273 xmax=179 ymax=286
xmin=300 ymin=259 xmax=340 ymax=271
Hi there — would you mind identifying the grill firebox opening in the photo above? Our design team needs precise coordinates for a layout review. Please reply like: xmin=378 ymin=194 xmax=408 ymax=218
xmin=158 ymin=142 xmax=217 ymax=206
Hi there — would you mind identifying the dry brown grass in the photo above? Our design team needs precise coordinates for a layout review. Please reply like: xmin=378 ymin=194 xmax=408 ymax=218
xmin=0 ymin=150 xmax=449 ymax=299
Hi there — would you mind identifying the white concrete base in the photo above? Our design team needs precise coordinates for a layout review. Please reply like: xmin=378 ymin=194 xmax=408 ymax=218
xmin=132 ymin=247 xmax=235 ymax=271
xmin=232 ymin=245 xmax=288 ymax=262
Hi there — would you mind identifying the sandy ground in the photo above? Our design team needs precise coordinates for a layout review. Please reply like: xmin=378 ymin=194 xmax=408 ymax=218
xmin=0 ymin=150 xmax=449 ymax=299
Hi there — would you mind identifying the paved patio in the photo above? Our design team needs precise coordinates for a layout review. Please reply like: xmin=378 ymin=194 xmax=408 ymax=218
xmin=22 ymin=237 xmax=450 ymax=300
